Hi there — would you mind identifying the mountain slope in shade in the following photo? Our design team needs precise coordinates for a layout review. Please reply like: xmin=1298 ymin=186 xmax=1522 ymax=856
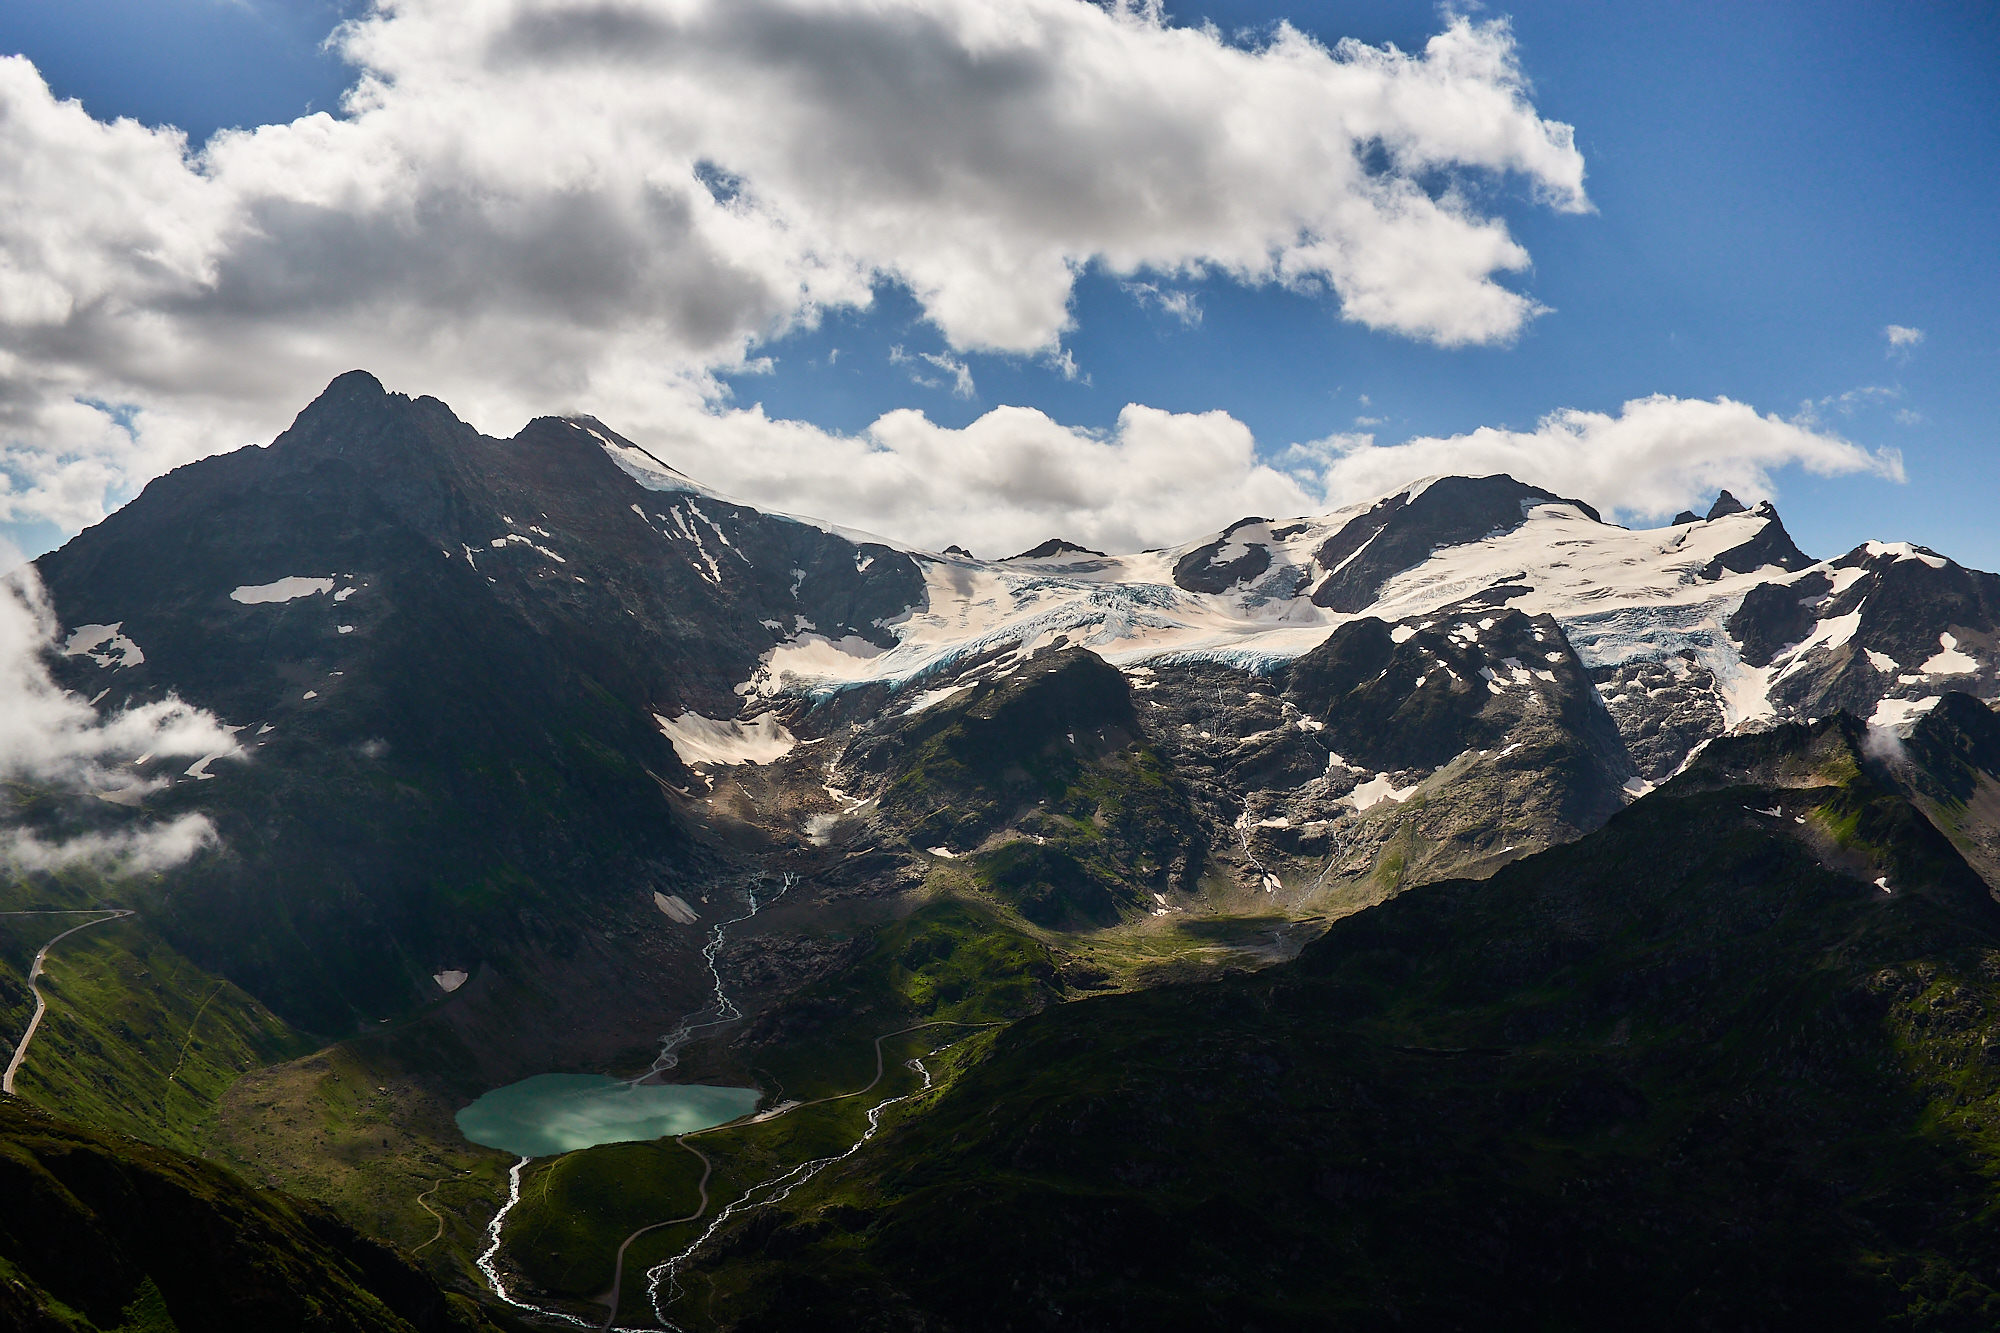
xmin=0 ymin=1098 xmax=505 ymax=1333
xmin=664 ymin=714 xmax=2000 ymax=1331
xmin=30 ymin=372 xmax=934 ymax=1046
xmin=1893 ymin=692 xmax=2000 ymax=894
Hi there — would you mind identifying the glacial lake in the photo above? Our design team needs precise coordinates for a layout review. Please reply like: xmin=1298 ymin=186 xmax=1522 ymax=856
xmin=455 ymin=1074 xmax=762 ymax=1157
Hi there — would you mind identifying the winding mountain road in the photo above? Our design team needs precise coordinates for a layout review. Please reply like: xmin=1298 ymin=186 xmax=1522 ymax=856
xmin=2 ymin=910 xmax=134 ymax=1096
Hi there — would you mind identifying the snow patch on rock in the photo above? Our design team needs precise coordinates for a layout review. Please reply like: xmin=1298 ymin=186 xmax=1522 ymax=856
xmin=62 ymin=623 xmax=144 ymax=668
xmin=231 ymin=576 xmax=334 ymax=604
xmin=1919 ymin=633 xmax=1978 ymax=676
xmin=653 ymin=893 xmax=700 ymax=925
xmin=1869 ymin=695 xmax=1941 ymax=730
xmin=1348 ymin=773 xmax=1419 ymax=811
xmin=655 ymin=711 xmax=796 ymax=766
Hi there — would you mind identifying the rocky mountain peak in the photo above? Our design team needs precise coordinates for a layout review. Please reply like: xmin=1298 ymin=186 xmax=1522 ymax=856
xmin=1706 ymin=489 xmax=1749 ymax=520
xmin=1308 ymin=474 xmax=1599 ymax=613
xmin=1003 ymin=538 xmax=1108 ymax=561
xmin=1699 ymin=497 xmax=1812 ymax=579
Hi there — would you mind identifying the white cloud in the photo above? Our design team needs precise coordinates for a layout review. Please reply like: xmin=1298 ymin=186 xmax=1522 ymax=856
xmin=0 ymin=2 xmax=1586 ymax=538
xmin=1884 ymin=324 xmax=1925 ymax=366
xmin=644 ymin=398 xmax=1316 ymax=557
xmin=1792 ymin=384 xmax=1898 ymax=428
xmin=1125 ymin=281 xmax=1203 ymax=327
xmin=2 ymin=815 xmax=220 ymax=877
xmin=919 ymin=352 xmax=977 ymax=399
xmin=1282 ymin=394 xmax=1905 ymax=524
xmin=576 ymin=384 xmax=1900 ymax=556
xmin=0 ymin=566 xmax=237 ymax=872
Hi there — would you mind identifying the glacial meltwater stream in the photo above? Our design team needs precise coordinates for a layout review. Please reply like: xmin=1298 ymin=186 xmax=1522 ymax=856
xmin=467 ymin=873 xmax=796 ymax=1325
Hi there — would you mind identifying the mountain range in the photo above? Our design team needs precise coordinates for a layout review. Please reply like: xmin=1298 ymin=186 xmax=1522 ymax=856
xmin=5 ymin=371 xmax=2000 ymax=1330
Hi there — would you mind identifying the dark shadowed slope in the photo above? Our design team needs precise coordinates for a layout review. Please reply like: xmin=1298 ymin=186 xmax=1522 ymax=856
xmin=668 ymin=714 xmax=2000 ymax=1332
xmin=31 ymin=372 xmax=927 ymax=1034
xmin=0 ymin=1098 xmax=507 ymax=1333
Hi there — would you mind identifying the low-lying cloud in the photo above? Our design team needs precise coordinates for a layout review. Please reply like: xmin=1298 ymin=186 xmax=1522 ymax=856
xmin=625 ymin=390 xmax=1895 ymax=556
xmin=0 ymin=567 xmax=237 ymax=873
xmin=648 ymin=399 xmax=1318 ymax=557
xmin=1 ymin=815 xmax=220 ymax=878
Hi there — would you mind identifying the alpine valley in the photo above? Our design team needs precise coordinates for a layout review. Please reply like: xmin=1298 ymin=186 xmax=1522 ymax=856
xmin=7 ymin=371 xmax=2000 ymax=1331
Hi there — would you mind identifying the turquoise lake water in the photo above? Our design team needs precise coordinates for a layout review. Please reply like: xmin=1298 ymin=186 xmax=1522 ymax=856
xmin=455 ymin=1074 xmax=762 ymax=1157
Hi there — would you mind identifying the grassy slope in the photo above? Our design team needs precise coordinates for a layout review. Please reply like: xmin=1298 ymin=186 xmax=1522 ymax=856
xmin=667 ymin=720 xmax=2000 ymax=1331
xmin=210 ymin=1023 xmax=523 ymax=1297
xmin=3 ymin=920 xmax=311 ymax=1155
xmin=0 ymin=1097 xmax=502 ymax=1333
xmin=0 ymin=868 xmax=535 ymax=1313
xmin=0 ymin=869 xmax=315 ymax=1158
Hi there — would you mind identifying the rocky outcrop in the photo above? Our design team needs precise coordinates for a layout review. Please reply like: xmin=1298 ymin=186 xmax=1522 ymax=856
xmin=1308 ymin=475 xmax=1599 ymax=612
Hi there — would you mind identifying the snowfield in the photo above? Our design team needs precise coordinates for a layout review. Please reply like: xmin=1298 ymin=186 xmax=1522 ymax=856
xmin=230 ymin=576 xmax=336 ymax=604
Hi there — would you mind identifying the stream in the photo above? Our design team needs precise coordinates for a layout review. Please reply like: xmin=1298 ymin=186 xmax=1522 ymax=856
xmin=644 ymin=1056 xmax=936 ymax=1330
xmin=472 ymin=873 xmax=794 ymax=1324
xmin=472 ymin=874 xmax=978 ymax=1332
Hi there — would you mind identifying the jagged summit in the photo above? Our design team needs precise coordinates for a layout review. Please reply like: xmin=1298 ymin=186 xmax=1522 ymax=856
xmin=1303 ymin=474 xmax=1599 ymax=612
xmin=1002 ymin=538 xmax=1109 ymax=561
xmin=1706 ymin=488 xmax=1750 ymax=520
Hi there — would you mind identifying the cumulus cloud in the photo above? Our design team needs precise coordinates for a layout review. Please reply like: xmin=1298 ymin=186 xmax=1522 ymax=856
xmin=1283 ymin=394 xmax=1905 ymax=525
xmin=0 ymin=566 xmax=237 ymax=872
xmin=0 ymin=1 xmax=1586 ymax=538
xmin=645 ymin=399 xmax=1317 ymax=556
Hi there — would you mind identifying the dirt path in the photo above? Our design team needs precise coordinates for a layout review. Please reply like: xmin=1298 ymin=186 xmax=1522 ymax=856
xmin=594 ymin=1141 xmax=715 ymax=1329
xmin=2 ymin=910 xmax=134 ymax=1096
xmin=413 ymin=1179 xmax=448 ymax=1254
xmin=165 ymin=981 xmax=226 ymax=1090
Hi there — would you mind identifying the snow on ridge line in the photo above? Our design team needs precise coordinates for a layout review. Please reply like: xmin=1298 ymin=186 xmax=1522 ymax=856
xmin=1862 ymin=540 xmax=1948 ymax=570
xmin=231 ymin=576 xmax=334 ymax=604
xmin=594 ymin=434 xmax=918 ymax=555
xmin=655 ymin=710 xmax=797 ymax=766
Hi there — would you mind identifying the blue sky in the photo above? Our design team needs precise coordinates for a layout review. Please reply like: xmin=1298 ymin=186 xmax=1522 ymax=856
xmin=2 ymin=0 xmax=1995 ymax=566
